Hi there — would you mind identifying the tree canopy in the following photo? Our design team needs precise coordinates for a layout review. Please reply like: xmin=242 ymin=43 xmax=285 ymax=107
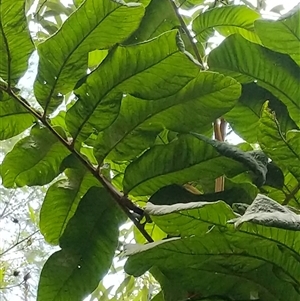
xmin=0 ymin=0 xmax=300 ymax=300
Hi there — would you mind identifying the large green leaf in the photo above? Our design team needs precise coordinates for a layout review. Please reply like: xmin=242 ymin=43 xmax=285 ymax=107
xmin=65 ymin=30 xmax=201 ymax=145
xmin=37 ymin=187 xmax=126 ymax=301
xmin=40 ymin=157 xmax=101 ymax=245
xmin=125 ymin=233 xmax=300 ymax=301
xmin=208 ymin=34 xmax=300 ymax=128
xmin=193 ymin=6 xmax=260 ymax=44
xmin=225 ymin=83 xmax=298 ymax=143
xmin=126 ymin=0 xmax=179 ymax=43
xmin=0 ymin=124 xmax=70 ymax=188
xmin=93 ymin=72 xmax=240 ymax=163
xmin=34 ymin=0 xmax=145 ymax=113
xmin=258 ymin=103 xmax=300 ymax=182
xmin=0 ymin=94 xmax=35 ymax=140
xmin=125 ymin=0 xmax=204 ymax=59
xmin=0 ymin=0 xmax=34 ymax=83
xmin=191 ymin=133 xmax=268 ymax=187
xmin=145 ymin=200 xmax=235 ymax=236
xmin=255 ymin=4 xmax=300 ymax=66
xmin=123 ymin=135 xmax=252 ymax=196
xmin=125 ymin=195 xmax=300 ymax=300
xmin=147 ymin=194 xmax=300 ymax=258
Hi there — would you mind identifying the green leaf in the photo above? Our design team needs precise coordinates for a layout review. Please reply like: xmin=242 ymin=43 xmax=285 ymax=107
xmin=191 ymin=133 xmax=268 ymax=187
xmin=65 ymin=30 xmax=201 ymax=144
xmin=125 ymin=232 xmax=300 ymax=301
xmin=123 ymin=135 xmax=248 ymax=196
xmin=229 ymin=194 xmax=300 ymax=230
xmin=34 ymin=0 xmax=145 ymax=113
xmin=262 ymin=169 xmax=300 ymax=209
xmin=255 ymin=5 xmax=300 ymax=66
xmin=125 ymin=0 xmax=179 ymax=44
xmin=134 ymin=222 xmax=166 ymax=244
xmin=208 ymin=34 xmax=300 ymax=128
xmin=0 ymin=124 xmax=70 ymax=188
xmin=225 ymin=83 xmax=297 ymax=143
xmin=258 ymin=103 xmax=300 ymax=182
xmin=175 ymin=0 xmax=204 ymax=10
xmin=126 ymin=194 xmax=300 ymax=299
xmin=193 ymin=5 xmax=260 ymax=44
xmin=37 ymin=187 xmax=125 ymax=301
xmin=145 ymin=200 xmax=235 ymax=237
xmin=0 ymin=0 xmax=34 ymax=83
xmin=93 ymin=72 xmax=240 ymax=163
xmin=149 ymin=183 xmax=256 ymax=206
xmin=265 ymin=161 xmax=285 ymax=189
xmin=40 ymin=157 xmax=101 ymax=245
xmin=0 ymin=95 xmax=35 ymax=140
xmin=150 ymin=291 xmax=164 ymax=301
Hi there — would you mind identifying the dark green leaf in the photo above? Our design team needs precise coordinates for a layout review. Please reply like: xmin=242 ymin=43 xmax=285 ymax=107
xmin=193 ymin=5 xmax=260 ymax=44
xmin=40 ymin=157 xmax=101 ymax=245
xmin=93 ymin=72 xmax=240 ymax=163
xmin=255 ymin=4 xmax=300 ymax=66
xmin=1 ymin=124 xmax=70 ymax=188
xmin=0 ymin=0 xmax=34 ymax=83
xmin=37 ymin=187 xmax=125 ymax=301
xmin=191 ymin=133 xmax=268 ymax=187
xmin=123 ymin=135 xmax=248 ymax=196
xmin=66 ymin=30 xmax=201 ymax=144
xmin=149 ymin=183 xmax=256 ymax=206
xmin=265 ymin=161 xmax=285 ymax=189
xmin=34 ymin=0 xmax=145 ymax=113
xmin=125 ymin=232 xmax=300 ymax=301
xmin=208 ymin=34 xmax=300 ymax=128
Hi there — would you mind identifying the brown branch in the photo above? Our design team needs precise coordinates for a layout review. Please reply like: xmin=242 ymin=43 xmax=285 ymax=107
xmin=214 ymin=118 xmax=227 ymax=192
xmin=3 ymin=88 xmax=154 ymax=243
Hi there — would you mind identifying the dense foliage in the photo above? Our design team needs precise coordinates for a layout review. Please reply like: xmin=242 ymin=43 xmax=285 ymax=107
xmin=0 ymin=0 xmax=300 ymax=300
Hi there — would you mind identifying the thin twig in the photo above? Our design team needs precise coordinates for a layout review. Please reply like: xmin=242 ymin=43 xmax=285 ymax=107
xmin=0 ymin=230 xmax=39 ymax=257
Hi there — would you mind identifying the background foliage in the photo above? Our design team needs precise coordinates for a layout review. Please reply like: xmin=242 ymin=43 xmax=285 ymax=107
xmin=0 ymin=0 xmax=299 ymax=300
